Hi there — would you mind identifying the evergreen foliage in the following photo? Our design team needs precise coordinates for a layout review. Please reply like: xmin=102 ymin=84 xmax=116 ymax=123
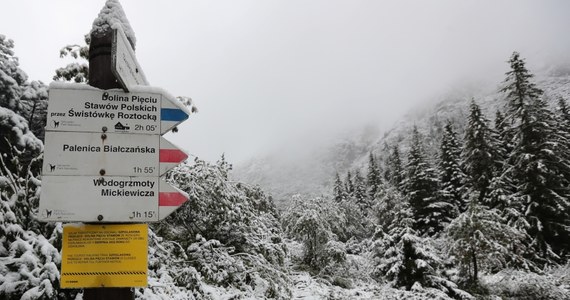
xmin=159 ymin=158 xmax=291 ymax=298
xmin=447 ymin=199 xmax=532 ymax=285
xmin=366 ymin=152 xmax=382 ymax=200
xmin=53 ymin=36 xmax=89 ymax=83
xmin=372 ymin=199 xmax=465 ymax=298
xmin=404 ymin=126 xmax=442 ymax=235
xmin=0 ymin=35 xmax=47 ymax=141
xmin=462 ymin=100 xmax=501 ymax=203
xmin=500 ymin=52 xmax=570 ymax=260
xmin=438 ymin=120 xmax=466 ymax=218
xmin=373 ymin=184 xmax=406 ymax=233
xmin=344 ymin=171 xmax=354 ymax=196
xmin=332 ymin=172 xmax=346 ymax=203
xmin=0 ymin=107 xmax=76 ymax=300
xmin=385 ymin=144 xmax=404 ymax=190
xmin=282 ymin=196 xmax=345 ymax=269
xmin=0 ymin=35 xmax=27 ymax=113
xmin=352 ymin=170 xmax=368 ymax=212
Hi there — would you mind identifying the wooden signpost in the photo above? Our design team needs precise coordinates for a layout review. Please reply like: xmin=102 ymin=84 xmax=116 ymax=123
xmin=38 ymin=1 xmax=191 ymax=299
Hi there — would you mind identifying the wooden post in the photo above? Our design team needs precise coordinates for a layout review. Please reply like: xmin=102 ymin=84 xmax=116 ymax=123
xmin=88 ymin=30 xmax=121 ymax=90
xmin=83 ymin=29 xmax=135 ymax=300
xmin=84 ymin=287 xmax=134 ymax=300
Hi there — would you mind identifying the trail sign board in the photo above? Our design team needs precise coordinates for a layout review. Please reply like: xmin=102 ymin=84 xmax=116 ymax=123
xmin=112 ymin=26 xmax=148 ymax=92
xmin=39 ymin=177 xmax=188 ymax=222
xmin=43 ymin=132 xmax=187 ymax=177
xmin=40 ymin=83 xmax=190 ymax=223
xmin=47 ymin=83 xmax=189 ymax=135
xmin=61 ymin=223 xmax=148 ymax=288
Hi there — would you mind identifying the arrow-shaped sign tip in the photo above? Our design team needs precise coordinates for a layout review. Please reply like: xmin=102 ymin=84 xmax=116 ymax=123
xmin=158 ymin=181 xmax=189 ymax=220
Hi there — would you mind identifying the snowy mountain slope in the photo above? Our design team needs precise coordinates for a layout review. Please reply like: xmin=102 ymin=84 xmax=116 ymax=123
xmin=233 ymin=127 xmax=377 ymax=209
xmin=234 ymin=68 xmax=570 ymax=209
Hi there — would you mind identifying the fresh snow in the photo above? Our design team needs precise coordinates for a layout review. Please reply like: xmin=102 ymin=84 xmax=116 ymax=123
xmin=91 ymin=0 xmax=136 ymax=48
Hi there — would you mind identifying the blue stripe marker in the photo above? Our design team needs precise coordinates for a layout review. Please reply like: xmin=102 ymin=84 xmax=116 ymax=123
xmin=161 ymin=108 xmax=189 ymax=121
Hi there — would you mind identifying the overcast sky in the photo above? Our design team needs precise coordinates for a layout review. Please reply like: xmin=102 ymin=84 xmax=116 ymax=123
xmin=2 ymin=0 xmax=570 ymax=163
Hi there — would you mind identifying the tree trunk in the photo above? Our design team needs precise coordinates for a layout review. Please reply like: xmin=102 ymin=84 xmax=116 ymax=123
xmin=471 ymin=248 xmax=478 ymax=284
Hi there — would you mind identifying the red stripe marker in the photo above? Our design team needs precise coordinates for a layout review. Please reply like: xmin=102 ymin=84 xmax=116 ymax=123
xmin=159 ymin=192 xmax=187 ymax=206
xmin=159 ymin=149 xmax=187 ymax=163
xmin=158 ymin=180 xmax=189 ymax=220
xmin=159 ymin=137 xmax=188 ymax=176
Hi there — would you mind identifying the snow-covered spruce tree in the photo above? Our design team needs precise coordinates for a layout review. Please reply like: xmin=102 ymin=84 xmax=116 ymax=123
xmin=352 ymin=169 xmax=368 ymax=213
xmin=438 ymin=120 xmax=466 ymax=219
xmin=339 ymin=169 xmax=374 ymax=239
xmin=332 ymin=172 xmax=346 ymax=203
xmin=462 ymin=100 xmax=501 ymax=204
xmin=404 ymin=126 xmax=443 ymax=235
xmin=336 ymin=196 xmax=368 ymax=242
xmin=385 ymin=144 xmax=404 ymax=191
xmin=373 ymin=184 xmax=406 ymax=234
xmin=556 ymin=97 xmax=570 ymax=130
xmin=501 ymin=52 xmax=570 ymax=260
xmin=372 ymin=199 xmax=469 ymax=298
xmin=494 ymin=110 xmax=514 ymax=162
xmin=0 ymin=35 xmax=48 ymax=141
xmin=447 ymin=196 xmax=533 ymax=286
xmin=0 ymin=107 xmax=79 ymax=300
xmin=344 ymin=170 xmax=354 ymax=197
xmin=0 ymin=107 xmax=43 ymax=230
xmin=282 ymin=196 xmax=346 ymax=269
xmin=366 ymin=152 xmax=382 ymax=201
xmin=0 ymin=35 xmax=27 ymax=113
xmin=18 ymin=81 xmax=48 ymax=142
xmin=159 ymin=158 xmax=291 ymax=298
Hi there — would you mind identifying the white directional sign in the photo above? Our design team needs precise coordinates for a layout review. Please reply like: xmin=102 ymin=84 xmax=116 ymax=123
xmin=43 ymin=132 xmax=187 ymax=177
xmin=112 ymin=26 xmax=148 ymax=92
xmin=47 ymin=82 xmax=190 ymax=135
xmin=39 ymin=177 xmax=188 ymax=222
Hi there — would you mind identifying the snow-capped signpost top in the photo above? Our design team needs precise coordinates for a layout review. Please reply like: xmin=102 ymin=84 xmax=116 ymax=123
xmin=90 ymin=0 xmax=148 ymax=92
xmin=91 ymin=0 xmax=136 ymax=48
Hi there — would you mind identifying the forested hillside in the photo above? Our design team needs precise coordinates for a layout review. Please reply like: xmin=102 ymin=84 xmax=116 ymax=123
xmin=1 ymin=30 xmax=569 ymax=299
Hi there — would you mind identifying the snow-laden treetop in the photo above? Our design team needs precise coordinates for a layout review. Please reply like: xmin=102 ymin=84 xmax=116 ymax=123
xmin=90 ymin=0 xmax=136 ymax=49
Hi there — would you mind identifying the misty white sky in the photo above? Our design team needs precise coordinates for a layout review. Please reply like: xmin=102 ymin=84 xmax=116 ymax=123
xmin=2 ymin=0 xmax=570 ymax=163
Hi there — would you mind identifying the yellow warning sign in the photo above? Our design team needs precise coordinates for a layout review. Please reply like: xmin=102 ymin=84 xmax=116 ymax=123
xmin=61 ymin=223 xmax=148 ymax=288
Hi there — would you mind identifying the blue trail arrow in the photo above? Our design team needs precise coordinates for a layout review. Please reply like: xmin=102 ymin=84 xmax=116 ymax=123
xmin=161 ymin=108 xmax=189 ymax=122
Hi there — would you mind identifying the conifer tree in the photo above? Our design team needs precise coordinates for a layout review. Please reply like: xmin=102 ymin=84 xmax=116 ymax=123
xmin=501 ymin=52 xmax=570 ymax=259
xmin=447 ymin=198 xmax=531 ymax=285
xmin=333 ymin=172 xmax=346 ymax=203
xmin=404 ymin=126 xmax=442 ymax=235
xmin=0 ymin=35 xmax=48 ymax=141
xmin=438 ymin=120 xmax=466 ymax=217
xmin=385 ymin=144 xmax=404 ymax=190
xmin=366 ymin=152 xmax=382 ymax=200
xmin=556 ymin=97 xmax=570 ymax=148
xmin=353 ymin=169 xmax=368 ymax=211
xmin=494 ymin=110 xmax=513 ymax=160
xmin=557 ymin=97 xmax=570 ymax=127
xmin=462 ymin=100 xmax=501 ymax=203
xmin=0 ymin=35 xmax=27 ymax=113
xmin=372 ymin=199 xmax=465 ymax=297
xmin=344 ymin=171 xmax=354 ymax=196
